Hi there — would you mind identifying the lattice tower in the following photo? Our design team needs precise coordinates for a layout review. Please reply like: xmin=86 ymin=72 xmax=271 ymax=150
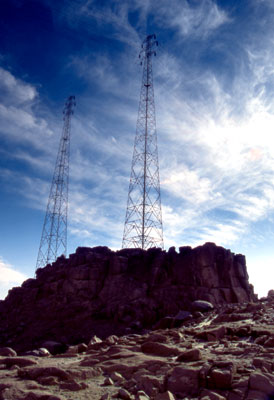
xmin=122 ymin=34 xmax=164 ymax=249
xmin=36 ymin=95 xmax=76 ymax=269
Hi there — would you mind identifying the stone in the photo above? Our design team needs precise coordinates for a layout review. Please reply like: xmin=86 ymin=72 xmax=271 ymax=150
xmin=135 ymin=374 xmax=163 ymax=396
xmin=174 ymin=310 xmax=192 ymax=322
xmin=41 ymin=341 xmax=67 ymax=355
xmin=18 ymin=366 xmax=71 ymax=381
xmin=88 ymin=335 xmax=103 ymax=346
xmin=59 ymin=380 xmax=88 ymax=391
xmin=101 ymin=394 xmax=110 ymax=400
xmin=249 ymin=372 xmax=274 ymax=393
xmin=110 ymin=371 xmax=124 ymax=383
xmin=2 ymin=357 xmax=38 ymax=368
xmin=135 ymin=391 xmax=150 ymax=400
xmin=210 ymin=326 xmax=227 ymax=341
xmin=192 ymin=300 xmax=214 ymax=312
xmin=155 ymin=391 xmax=176 ymax=400
xmin=24 ymin=348 xmax=50 ymax=357
xmin=208 ymin=368 xmax=233 ymax=389
xmin=0 ymin=347 xmax=17 ymax=357
xmin=104 ymin=377 xmax=114 ymax=386
xmin=176 ymin=348 xmax=202 ymax=362
xmin=141 ymin=342 xmax=180 ymax=357
xmin=118 ymin=388 xmax=132 ymax=399
xmin=167 ymin=366 xmax=201 ymax=396
xmin=264 ymin=336 xmax=274 ymax=347
xmin=200 ymin=389 xmax=227 ymax=400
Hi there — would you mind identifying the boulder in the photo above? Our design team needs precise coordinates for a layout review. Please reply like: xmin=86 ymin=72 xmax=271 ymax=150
xmin=141 ymin=342 xmax=180 ymax=357
xmin=192 ymin=300 xmax=214 ymax=312
xmin=176 ymin=348 xmax=202 ymax=362
xmin=0 ymin=347 xmax=17 ymax=357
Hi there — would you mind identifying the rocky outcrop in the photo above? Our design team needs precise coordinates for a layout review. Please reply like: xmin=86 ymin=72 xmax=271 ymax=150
xmin=0 ymin=242 xmax=255 ymax=352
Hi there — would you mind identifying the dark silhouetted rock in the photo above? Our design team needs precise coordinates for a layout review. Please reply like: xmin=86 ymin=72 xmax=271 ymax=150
xmin=0 ymin=242 xmax=255 ymax=352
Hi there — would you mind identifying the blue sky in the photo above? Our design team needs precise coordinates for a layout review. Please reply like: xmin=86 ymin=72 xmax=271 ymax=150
xmin=1 ymin=0 xmax=274 ymax=299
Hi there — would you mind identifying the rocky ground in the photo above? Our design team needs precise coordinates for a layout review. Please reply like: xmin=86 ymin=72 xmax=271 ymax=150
xmin=1 ymin=293 xmax=274 ymax=400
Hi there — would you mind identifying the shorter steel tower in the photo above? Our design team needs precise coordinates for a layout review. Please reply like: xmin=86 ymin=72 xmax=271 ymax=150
xmin=36 ymin=95 xmax=76 ymax=269
xmin=122 ymin=34 xmax=164 ymax=250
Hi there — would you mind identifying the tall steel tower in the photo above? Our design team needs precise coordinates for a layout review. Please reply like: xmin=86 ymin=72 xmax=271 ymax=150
xmin=36 ymin=95 xmax=76 ymax=269
xmin=122 ymin=34 xmax=164 ymax=250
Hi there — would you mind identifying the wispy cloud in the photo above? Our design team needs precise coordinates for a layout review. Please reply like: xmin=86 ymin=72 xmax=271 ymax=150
xmin=0 ymin=67 xmax=54 ymax=149
xmin=154 ymin=0 xmax=230 ymax=39
xmin=0 ymin=67 xmax=37 ymax=104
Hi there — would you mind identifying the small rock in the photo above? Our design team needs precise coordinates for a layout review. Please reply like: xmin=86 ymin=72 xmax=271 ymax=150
xmin=59 ymin=380 xmax=88 ymax=391
xmin=41 ymin=341 xmax=67 ymax=355
xmin=249 ymin=372 xmax=274 ymax=393
xmin=2 ymin=357 xmax=38 ymax=368
xmin=167 ymin=366 xmax=201 ymax=396
xmin=105 ymin=335 xmax=119 ymax=345
xmin=18 ymin=366 xmax=71 ymax=381
xmin=38 ymin=376 xmax=58 ymax=385
xmin=155 ymin=391 xmax=176 ymax=400
xmin=88 ymin=335 xmax=102 ymax=346
xmin=118 ymin=388 xmax=132 ymax=399
xmin=0 ymin=347 xmax=17 ymax=357
xmin=208 ymin=368 xmax=233 ymax=389
xmin=24 ymin=348 xmax=50 ymax=357
xmin=101 ymin=394 xmax=110 ymax=400
xmin=24 ymin=390 xmax=66 ymax=399
xmin=200 ymin=388 xmax=226 ymax=400
xmin=135 ymin=390 xmax=150 ymax=400
xmin=110 ymin=371 xmax=124 ymax=383
xmin=10 ymin=364 xmax=20 ymax=370
xmin=174 ymin=310 xmax=192 ymax=324
xmin=78 ymin=343 xmax=88 ymax=353
xmin=264 ymin=336 xmax=274 ymax=347
xmin=192 ymin=300 xmax=214 ymax=312
xmin=104 ymin=377 xmax=114 ymax=386
xmin=141 ymin=342 xmax=180 ymax=357
xmin=193 ymin=311 xmax=203 ymax=319
xmin=176 ymin=348 xmax=202 ymax=362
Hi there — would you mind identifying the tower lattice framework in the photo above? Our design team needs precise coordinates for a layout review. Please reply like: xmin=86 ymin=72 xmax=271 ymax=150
xmin=122 ymin=34 xmax=164 ymax=250
xmin=36 ymin=95 xmax=76 ymax=269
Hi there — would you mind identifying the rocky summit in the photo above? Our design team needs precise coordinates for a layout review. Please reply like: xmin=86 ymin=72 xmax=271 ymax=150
xmin=0 ymin=242 xmax=255 ymax=352
xmin=1 ymin=289 xmax=274 ymax=399
xmin=1 ymin=241 xmax=269 ymax=400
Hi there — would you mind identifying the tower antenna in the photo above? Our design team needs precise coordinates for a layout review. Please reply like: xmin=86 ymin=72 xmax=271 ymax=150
xmin=36 ymin=95 xmax=76 ymax=269
xmin=122 ymin=34 xmax=164 ymax=249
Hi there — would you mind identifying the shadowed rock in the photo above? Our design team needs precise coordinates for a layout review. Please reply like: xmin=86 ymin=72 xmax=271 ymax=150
xmin=0 ymin=242 xmax=255 ymax=352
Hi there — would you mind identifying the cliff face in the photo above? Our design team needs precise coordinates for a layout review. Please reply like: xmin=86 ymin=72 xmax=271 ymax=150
xmin=0 ymin=242 xmax=256 ymax=351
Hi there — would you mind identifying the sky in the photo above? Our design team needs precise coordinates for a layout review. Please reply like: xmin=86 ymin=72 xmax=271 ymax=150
xmin=1 ymin=0 xmax=274 ymax=299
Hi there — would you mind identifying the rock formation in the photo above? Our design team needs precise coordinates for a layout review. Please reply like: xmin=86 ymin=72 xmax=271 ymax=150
xmin=0 ymin=242 xmax=255 ymax=353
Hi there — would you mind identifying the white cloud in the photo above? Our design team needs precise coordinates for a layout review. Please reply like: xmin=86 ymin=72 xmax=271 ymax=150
xmin=247 ymin=255 xmax=274 ymax=298
xmin=0 ymin=258 xmax=27 ymax=300
xmin=64 ymin=0 xmax=142 ymax=48
xmin=0 ymin=67 xmax=37 ymax=104
xmin=0 ymin=68 xmax=53 ymax=148
xmin=162 ymin=165 xmax=213 ymax=204
xmin=154 ymin=0 xmax=230 ymax=39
